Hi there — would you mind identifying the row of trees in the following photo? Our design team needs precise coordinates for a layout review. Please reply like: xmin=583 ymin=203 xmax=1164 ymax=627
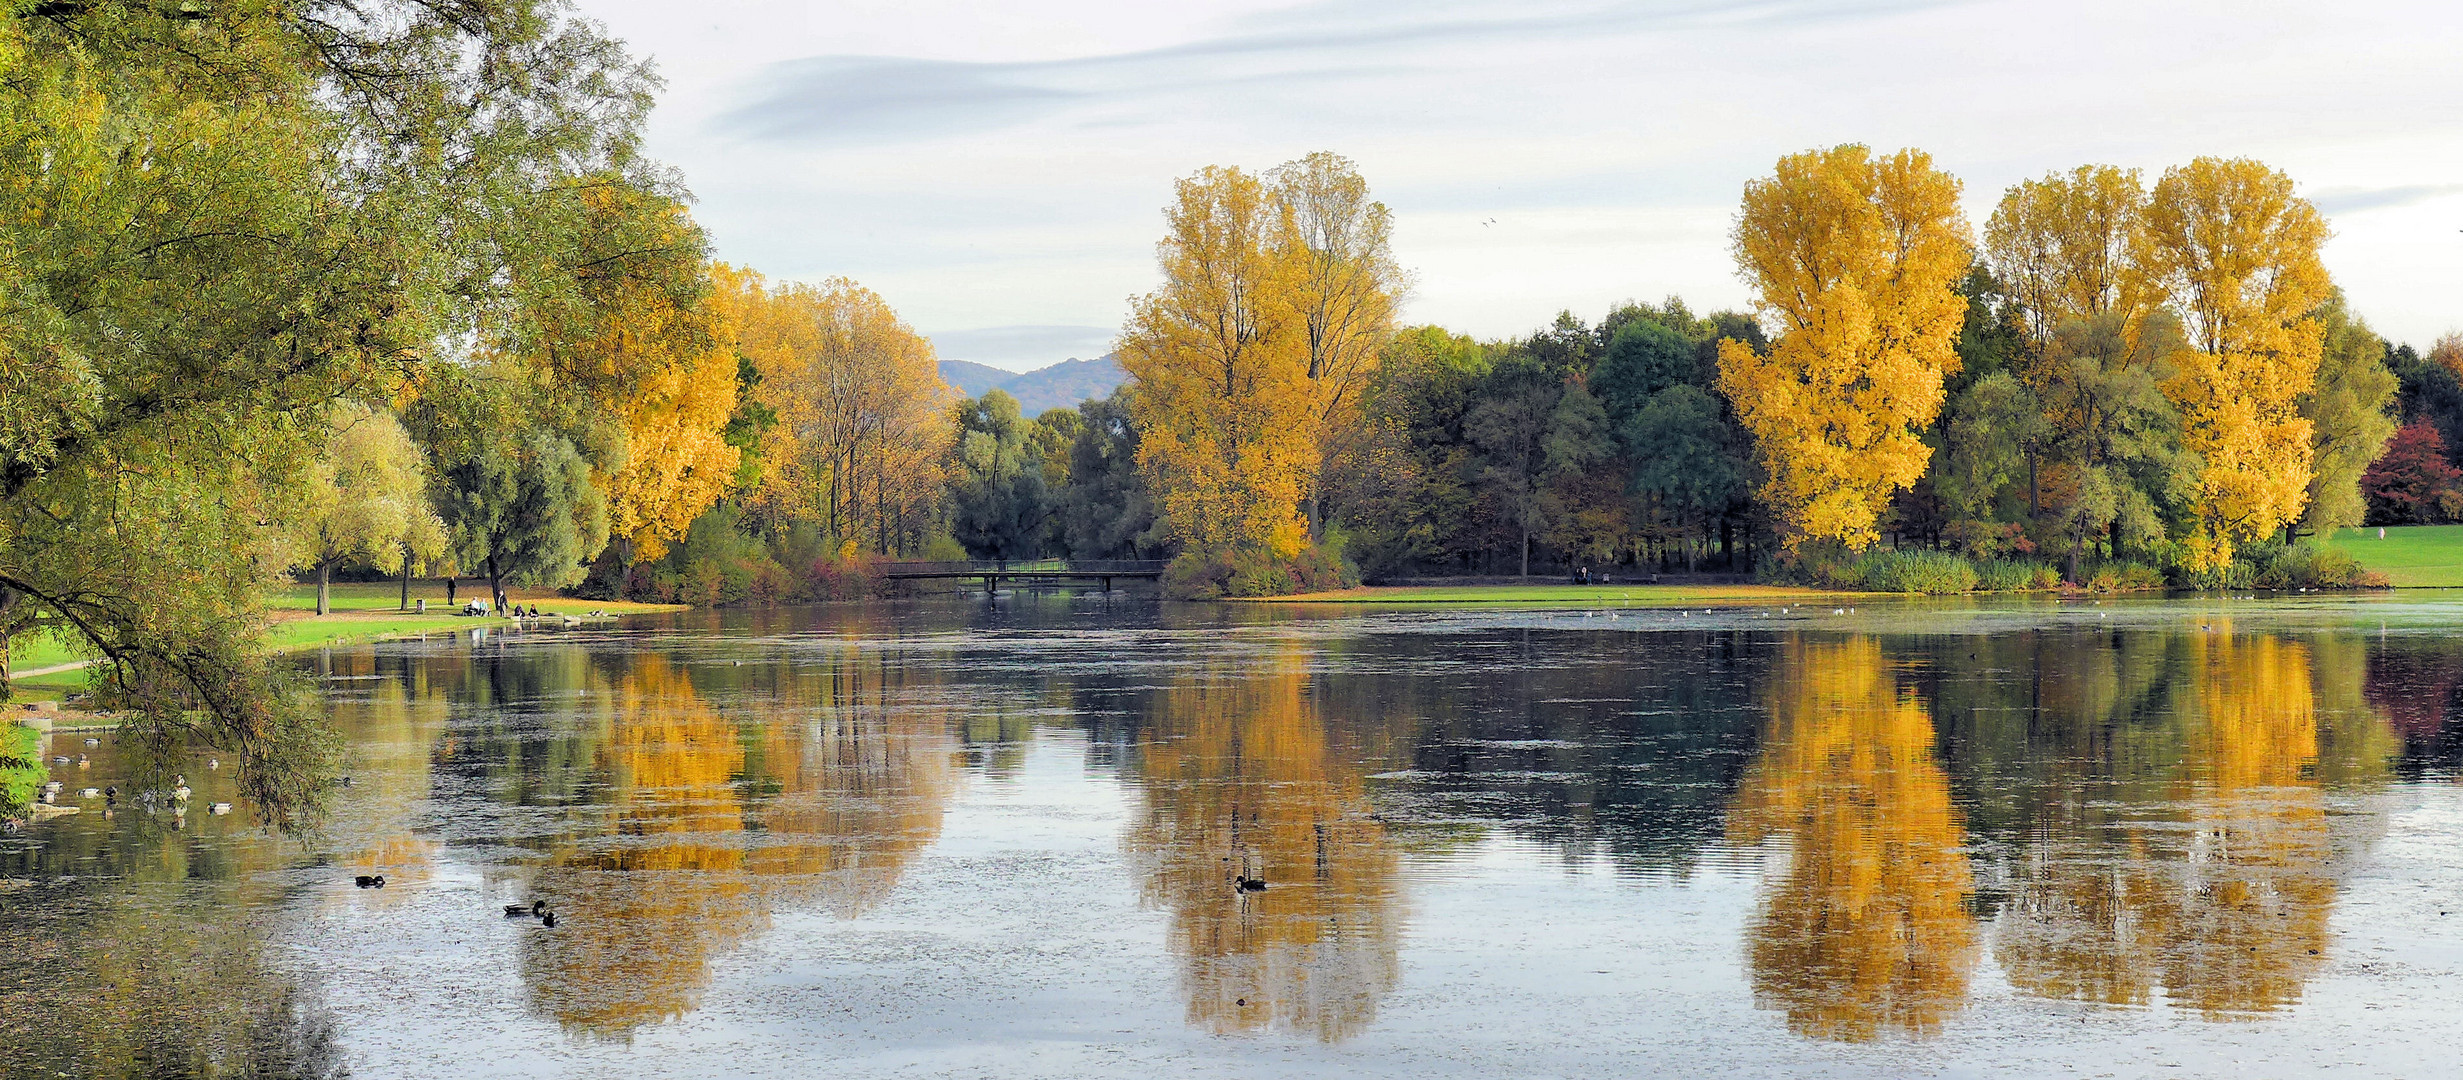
xmin=1077 ymin=146 xmax=2443 ymax=594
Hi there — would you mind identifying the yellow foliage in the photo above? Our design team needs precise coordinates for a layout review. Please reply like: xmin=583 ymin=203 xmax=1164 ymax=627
xmin=1716 ymin=146 xmax=1972 ymax=552
xmin=1728 ymin=637 xmax=1976 ymax=1042
xmin=728 ymin=267 xmax=954 ymax=553
xmin=1985 ymin=164 xmax=2145 ymax=362
xmin=1124 ymin=643 xmax=1402 ymax=1041
xmin=594 ymin=270 xmax=743 ymax=563
xmin=1120 ymin=165 xmax=1317 ymax=560
xmin=2130 ymin=158 xmax=2331 ymax=567
xmin=1271 ymin=152 xmax=1405 ymax=529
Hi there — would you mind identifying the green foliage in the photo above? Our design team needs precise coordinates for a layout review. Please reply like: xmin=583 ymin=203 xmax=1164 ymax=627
xmin=948 ymin=390 xmax=1053 ymax=559
xmin=1161 ymin=543 xmax=1355 ymax=599
xmin=1974 ymin=558 xmax=2062 ymax=592
xmin=2252 ymin=542 xmax=2378 ymax=590
xmin=0 ymin=0 xmax=675 ymax=826
xmin=1592 ymin=318 xmax=1698 ymax=418
xmin=1936 ymin=372 xmax=2044 ymax=521
xmin=2 ymin=723 xmax=42 ymax=818
xmin=1056 ymin=388 xmax=1166 ymax=559
xmin=2300 ymin=293 xmax=2400 ymax=536
xmin=628 ymin=506 xmax=792 ymax=607
xmin=1854 ymin=550 xmax=1980 ymax=594
xmin=1625 ymin=385 xmax=1747 ymax=513
xmin=436 ymin=426 xmax=609 ymax=598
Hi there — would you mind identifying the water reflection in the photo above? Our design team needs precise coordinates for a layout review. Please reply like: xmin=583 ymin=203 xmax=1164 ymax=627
xmin=7 ymin=601 xmax=2459 ymax=1071
xmin=1123 ymin=643 xmax=1404 ymax=1041
xmin=1994 ymin=630 xmax=2397 ymax=1019
xmin=483 ymin=647 xmax=958 ymax=1038
xmin=1727 ymin=636 xmax=1978 ymax=1042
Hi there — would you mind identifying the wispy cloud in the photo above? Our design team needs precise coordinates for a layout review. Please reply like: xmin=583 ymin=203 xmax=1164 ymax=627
xmin=2311 ymin=183 xmax=2463 ymax=215
xmin=719 ymin=0 xmax=1966 ymax=145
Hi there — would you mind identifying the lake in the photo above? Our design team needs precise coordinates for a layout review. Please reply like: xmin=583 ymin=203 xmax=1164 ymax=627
xmin=6 ymin=594 xmax=2463 ymax=1078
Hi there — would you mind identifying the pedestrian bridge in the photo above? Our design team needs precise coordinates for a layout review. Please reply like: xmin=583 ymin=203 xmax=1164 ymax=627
xmin=879 ymin=560 xmax=1168 ymax=592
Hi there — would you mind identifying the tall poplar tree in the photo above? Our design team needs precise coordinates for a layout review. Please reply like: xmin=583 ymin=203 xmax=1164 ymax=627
xmin=2129 ymin=157 xmax=2332 ymax=570
xmin=1119 ymin=165 xmax=1314 ymax=566
xmin=1268 ymin=152 xmax=1406 ymax=537
xmin=1716 ymin=145 xmax=1973 ymax=553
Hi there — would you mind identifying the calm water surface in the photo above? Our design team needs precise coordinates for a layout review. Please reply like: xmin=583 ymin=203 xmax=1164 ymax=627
xmin=7 ymin=595 xmax=2463 ymax=1078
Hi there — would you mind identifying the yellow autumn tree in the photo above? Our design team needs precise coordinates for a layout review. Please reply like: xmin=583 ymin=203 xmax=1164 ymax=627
xmin=593 ymin=270 xmax=744 ymax=563
xmin=736 ymin=273 xmax=955 ymax=554
xmin=1269 ymin=152 xmax=1406 ymax=536
xmin=1985 ymin=165 xmax=2145 ymax=363
xmin=1727 ymin=636 xmax=1977 ymax=1042
xmin=1120 ymin=165 xmax=1316 ymax=568
xmin=1716 ymin=146 xmax=1973 ymax=552
xmin=2129 ymin=158 xmax=2332 ymax=570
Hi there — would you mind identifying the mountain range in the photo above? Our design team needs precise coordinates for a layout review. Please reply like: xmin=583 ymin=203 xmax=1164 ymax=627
xmin=938 ymin=355 xmax=1126 ymax=415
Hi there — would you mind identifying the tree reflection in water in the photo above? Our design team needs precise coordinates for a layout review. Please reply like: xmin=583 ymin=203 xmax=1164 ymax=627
xmin=1727 ymin=636 xmax=1977 ymax=1042
xmin=1995 ymin=629 xmax=2397 ymax=1018
xmin=512 ymin=649 xmax=957 ymax=1038
xmin=1123 ymin=644 xmax=1404 ymax=1042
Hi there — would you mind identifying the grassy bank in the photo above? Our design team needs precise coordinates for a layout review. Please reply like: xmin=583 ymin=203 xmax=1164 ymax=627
xmin=8 ymin=581 xmax=683 ymax=695
xmin=1246 ymin=583 xmax=1850 ymax=607
xmin=2328 ymin=525 xmax=2463 ymax=587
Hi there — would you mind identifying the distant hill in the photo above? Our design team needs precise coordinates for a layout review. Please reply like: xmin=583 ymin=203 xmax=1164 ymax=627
xmin=936 ymin=354 xmax=1125 ymax=416
xmin=937 ymin=358 xmax=1013 ymax=397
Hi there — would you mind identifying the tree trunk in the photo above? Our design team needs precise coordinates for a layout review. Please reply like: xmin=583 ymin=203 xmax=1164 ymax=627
xmin=0 ymin=588 xmax=15 ymax=703
xmin=399 ymin=549 xmax=412 ymax=612
xmin=1520 ymin=529 xmax=1531 ymax=579
xmin=487 ymin=553 xmax=504 ymax=614
xmin=317 ymin=559 xmax=334 ymax=616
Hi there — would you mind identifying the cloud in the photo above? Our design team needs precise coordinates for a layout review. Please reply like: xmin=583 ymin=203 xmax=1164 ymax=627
xmin=719 ymin=0 xmax=1966 ymax=145
xmin=2311 ymin=183 xmax=2463 ymax=216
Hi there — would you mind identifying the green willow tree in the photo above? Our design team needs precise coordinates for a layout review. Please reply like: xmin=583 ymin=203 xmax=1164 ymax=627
xmin=0 ymin=0 xmax=680 ymax=823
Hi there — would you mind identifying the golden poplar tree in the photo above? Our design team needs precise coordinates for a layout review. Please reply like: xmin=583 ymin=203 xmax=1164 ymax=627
xmin=2128 ymin=158 xmax=2332 ymax=569
xmin=595 ymin=271 xmax=744 ymax=563
xmin=1716 ymin=146 xmax=1972 ymax=552
xmin=1985 ymin=165 xmax=2145 ymax=366
xmin=1119 ymin=166 xmax=1315 ymax=562
xmin=1269 ymin=152 xmax=1406 ymax=536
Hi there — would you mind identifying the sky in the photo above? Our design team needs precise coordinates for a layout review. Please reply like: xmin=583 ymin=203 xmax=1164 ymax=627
xmin=574 ymin=0 xmax=2463 ymax=372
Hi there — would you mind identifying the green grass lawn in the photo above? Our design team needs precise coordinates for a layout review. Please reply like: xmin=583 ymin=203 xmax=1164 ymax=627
xmin=2328 ymin=525 xmax=2463 ymax=587
xmin=9 ymin=580 xmax=682 ymax=694
xmin=1246 ymin=583 xmax=1852 ymax=606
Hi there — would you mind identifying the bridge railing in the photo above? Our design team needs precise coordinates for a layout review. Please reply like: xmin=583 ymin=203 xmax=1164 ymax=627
xmin=878 ymin=559 xmax=1170 ymax=576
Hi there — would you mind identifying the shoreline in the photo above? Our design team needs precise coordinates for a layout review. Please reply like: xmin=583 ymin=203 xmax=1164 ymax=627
xmin=9 ymin=600 xmax=686 ymax=728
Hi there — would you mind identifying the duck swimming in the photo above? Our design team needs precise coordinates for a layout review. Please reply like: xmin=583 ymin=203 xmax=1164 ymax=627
xmin=353 ymin=874 xmax=386 ymax=889
xmin=504 ymin=900 xmax=547 ymax=918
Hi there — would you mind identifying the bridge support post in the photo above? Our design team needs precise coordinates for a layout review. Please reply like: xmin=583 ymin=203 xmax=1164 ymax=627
xmin=1101 ymin=576 xmax=1111 ymax=593
xmin=984 ymin=573 xmax=996 ymax=596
